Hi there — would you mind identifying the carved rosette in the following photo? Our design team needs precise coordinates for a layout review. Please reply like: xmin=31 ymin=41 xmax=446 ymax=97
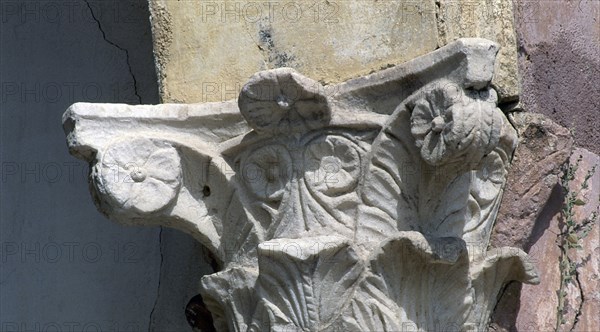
xmin=64 ymin=39 xmax=538 ymax=331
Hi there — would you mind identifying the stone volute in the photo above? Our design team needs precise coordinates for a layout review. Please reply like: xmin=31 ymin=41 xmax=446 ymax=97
xmin=63 ymin=38 xmax=539 ymax=331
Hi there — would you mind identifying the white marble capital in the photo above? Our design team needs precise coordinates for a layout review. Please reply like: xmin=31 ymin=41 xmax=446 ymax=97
xmin=64 ymin=38 xmax=538 ymax=331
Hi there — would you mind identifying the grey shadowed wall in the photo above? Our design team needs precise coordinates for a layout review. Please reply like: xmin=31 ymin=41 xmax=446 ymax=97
xmin=0 ymin=1 xmax=209 ymax=331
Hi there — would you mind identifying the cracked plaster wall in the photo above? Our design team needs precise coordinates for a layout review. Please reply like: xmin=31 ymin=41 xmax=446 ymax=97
xmin=0 ymin=1 xmax=201 ymax=330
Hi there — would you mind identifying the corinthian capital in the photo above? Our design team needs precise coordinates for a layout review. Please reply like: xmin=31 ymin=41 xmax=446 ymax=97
xmin=64 ymin=38 xmax=538 ymax=332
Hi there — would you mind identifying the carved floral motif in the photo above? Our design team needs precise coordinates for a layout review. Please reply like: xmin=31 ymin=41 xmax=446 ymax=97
xmin=64 ymin=39 xmax=539 ymax=331
xmin=238 ymin=68 xmax=331 ymax=135
xmin=410 ymin=82 xmax=504 ymax=166
xmin=94 ymin=138 xmax=182 ymax=214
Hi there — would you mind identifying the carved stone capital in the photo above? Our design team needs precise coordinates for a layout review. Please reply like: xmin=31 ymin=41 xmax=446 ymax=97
xmin=64 ymin=38 xmax=538 ymax=331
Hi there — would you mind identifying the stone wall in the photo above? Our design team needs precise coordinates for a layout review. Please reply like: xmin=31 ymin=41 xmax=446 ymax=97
xmin=148 ymin=0 xmax=520 ymax=103
xmin=513 ymin=0 xmax=600 ymax=155
xmin=484 ymin=2 xmax=600 ymax=328
xmin=489 ymin=114 xmax=599 ymax=332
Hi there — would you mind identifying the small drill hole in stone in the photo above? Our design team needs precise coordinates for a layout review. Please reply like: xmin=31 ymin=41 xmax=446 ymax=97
xmin=202 ymin=185 xmax=211 ymax=197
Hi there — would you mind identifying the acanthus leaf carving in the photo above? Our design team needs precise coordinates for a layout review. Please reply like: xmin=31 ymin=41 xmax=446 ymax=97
xmin=254 ymin=236 xmax=362 ymax=331
xmin=63 ymin=38 xmax=538 ymax=331
xmin=351 ymin=232 xmax=473 ymax=331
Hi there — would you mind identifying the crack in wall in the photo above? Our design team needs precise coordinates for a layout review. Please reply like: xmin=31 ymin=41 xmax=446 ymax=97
xmin=555 ymin=234 xmax=588 ymax=332
xmin=567 ymin=212 xmax=596 ymax=332
xmin=148 ymin=227 xmax=164 ymax=332
xmin=241 ymin=20 xmax=270 ymax=69
xmin=570 ymin=265 xmax=585 ymax=332
xmin=84 ymin=0 xmax=143 ymax=104
xmin=556 ymin=157 xmax=597 ymax=331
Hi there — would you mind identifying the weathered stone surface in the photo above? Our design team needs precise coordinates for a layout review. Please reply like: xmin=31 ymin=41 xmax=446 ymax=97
xmin=513 ymin=209 xmax=563 ymax=332
xmin=488 ymin=113 xmax=573 ymax=332
xmin=490 ymin=144 xmax=599 ymax=332
xmin=64 ymin=39 xmax=538 ymax=331
xmin=148 ymin=0 xmax=434 ymax=103
xmin=491 ymin=112 xmax=573 ymax=249
xmin=148 ymin=0 xmax=519 ymax=103
xmin=574 ymin=216 xmax=600 ymax=331
xmin=515 ymin=148 xmax=599 ymax=332
xmin=558 ymin=148 xmax=600 ymax=332
xmin=513 ymin=0 xmax=600 ymax=154
xmin=436 ymin=0 xmax=520 ymax=101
